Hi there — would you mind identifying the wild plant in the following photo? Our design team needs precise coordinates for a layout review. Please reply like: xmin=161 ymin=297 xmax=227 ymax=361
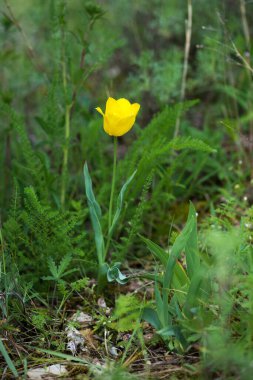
xmin=84 ymin=97 xmax=215 ymax=292
xmin=141 ymin=203 xmax=213 ymax=352
xmin=84 ymin=97 xmax=140 ymax=291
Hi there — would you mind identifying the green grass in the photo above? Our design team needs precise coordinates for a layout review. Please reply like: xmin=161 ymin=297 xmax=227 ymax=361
xmin=1 ymin=0 xmax=253 ymax=378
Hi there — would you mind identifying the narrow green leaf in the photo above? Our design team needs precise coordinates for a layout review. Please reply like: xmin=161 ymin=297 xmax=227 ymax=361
xmin=109 ymin=170 xmax=137 ymax=237
xmin=161 ymin=204 xmax=196 ymax=324
xmin=158 ymin=325 xmax=187 ymax=350
xmin=185 ymin=202 xmax=200 ymax=279
xmin=83 ymin=162 xmax=105 ymax=264
xmin=140 ymin=235 xmax=168 ymax=267
xmin=60 ymin=268 xmax=78 ymax=278
xmin=0 ymin=339 xmax=19 ymax=378
xmin=163 ymin=204 xmax=196 ymax=291
xmin=41 ymin=275 xmax=55 ymax=281
xmin=141 ymin=307 xmax=161 ymax=330
xmin=183 ymin=271 xmax=203 ymax=317
xmin=83 ymin=162 xmax=101 ymax=218
xmin=137 ymin=272 xmax=163 ymax=284
xmin=155 ymin=281 xmax=166 ymax=327
xmin=32 ymin=347 xmax=95 ymax=367
xmin=141 ymin=235 xmax=189 ymax=288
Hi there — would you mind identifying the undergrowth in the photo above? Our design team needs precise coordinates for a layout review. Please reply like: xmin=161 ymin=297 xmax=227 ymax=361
xmin=1 ymin=0 xmax=253 ymax=379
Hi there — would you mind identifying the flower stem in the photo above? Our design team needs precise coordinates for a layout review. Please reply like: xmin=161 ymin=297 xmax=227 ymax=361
xmin=108 ymin=137 xmax=117 ymax=231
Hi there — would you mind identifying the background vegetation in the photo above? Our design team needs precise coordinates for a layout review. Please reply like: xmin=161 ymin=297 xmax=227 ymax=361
xmin=1 ymin=0 xmax=253 ymax=378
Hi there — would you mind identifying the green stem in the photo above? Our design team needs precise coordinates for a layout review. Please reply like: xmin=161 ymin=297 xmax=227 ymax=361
xmin=0 ymin=229 xmax=6 ymax=276
xmin=61 ymin=103 xmax=72 ymax=208
xmin=105 ymin=137 xmax=117 ymax=256
xmin=97 ymin=263 xmax=108 ymax=294
xmin=60 ymin=21 xmax=71 ymax=209
xmin=108 ymin=137 xmax=117 ymax=229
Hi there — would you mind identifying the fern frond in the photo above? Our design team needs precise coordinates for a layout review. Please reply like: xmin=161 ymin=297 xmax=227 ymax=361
xmin=0 ymin=102 xmax=45 ymax=194
xmin=158 ymin=136 xmax=216 ymax=155
xmin=47 ymin=257 xmax=58 ymax=278
xmin=57 ymin=253 xmax=72 ymax=276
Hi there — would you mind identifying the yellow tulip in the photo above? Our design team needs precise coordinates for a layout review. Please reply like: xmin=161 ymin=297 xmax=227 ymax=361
xmin=96 ymin=97 xmax=140 ymax=137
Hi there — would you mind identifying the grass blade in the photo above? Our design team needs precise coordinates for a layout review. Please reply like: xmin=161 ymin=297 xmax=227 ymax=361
xmin=0 ymin=339 xmax=19 ymax=378
xmin=109 ymin=170 xmax=137 ymax=237
xmin=84 ymin=162 xmax=105 ymax=264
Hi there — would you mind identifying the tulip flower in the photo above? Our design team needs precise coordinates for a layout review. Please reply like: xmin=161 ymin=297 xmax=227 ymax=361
xmin=96 ymin=97 xmax=140 ymax=252
xmin=96 ymin=97 xmax=140 ymax=137
xmin=84 ymin=96 xmax=140 ymax=291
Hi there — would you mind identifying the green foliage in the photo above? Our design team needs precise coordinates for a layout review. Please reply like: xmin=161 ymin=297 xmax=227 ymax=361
xmin=31 ymin=309 xmax=49 ymax=331
xmin=142 ymin=199 xmax=253 ymax=377
xmin=0 ymin=102 xmax=45 ymax=194
xmin=0 ymin=339 xmax=18 ymax=378
xmin=112 ymin=294 xmax=143 ymax=332
xmin=109 ymin=170 xmax=136 ymax=238
xmin=107 ymin=263 xmax=127 ymax=285
xmin=199 ymin=216 xmax=253 ymax=378
xmin=1 ymin=0 xmax=253 ymax=378
xmin=119 ymin=101 xmax=214 ymax=212
xmin=43 ymin=253 xmax=77 ymax=283
xmin=84 ymin=159 xmax=137 ymax=288
xmin=142 ymin=203 xmax=208 ymax=352
xmin=2 ymin=186 xmax=83 ymax=285
xmin=94 ymin=366 xmax=138 ymax=380
xmin=84 ymin=162 xmax=105 ymax=266
xmin=128 ymin=49 xmax=182 ymax=104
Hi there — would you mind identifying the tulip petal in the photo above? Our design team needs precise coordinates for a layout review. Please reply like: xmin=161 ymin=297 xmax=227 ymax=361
xmin=104 ymin=113 xmax=121 ymax=135
xmin=95 ymin=107 xmax=104 ymax=116
xmin=131 ymin=103 xmax=140 ymax=117
xmin=105 ymin=97 xmax=117 ymax=114
xmin=116 ymin=98 xmax=131 ymax=116
xmin=110 ymin=115 xmax=136 ymax=137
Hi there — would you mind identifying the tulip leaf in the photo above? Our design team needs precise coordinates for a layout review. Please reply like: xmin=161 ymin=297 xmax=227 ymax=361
xmin=107 ymin=263 xmax=128 ymax=284
xmin=141 ymin=307 xmax=161 ymax=330
xmin=162 ymin=203 xmax=196 ymax=321
xmin=157 ymin=325 xmax=187 ymax=350
xmin=183 ymin=270 xmax=203 ymax=318
xmin=155 ymin=280 xmax=167 ymax=327
xmin=83 ymin=162 xmax=102 ymax=218
xmin=185 ymin=202 xmax=199 ymax=279
xmin=140 ymin=235 xmax=168 ymax=267
xmin=140 ymin=235 xmax=189 ymax=288
xmin=109 ymin=170 xmax=137 ymax=237
xmin=163 ymin=204 xmax=196 ymax=291
xmin=83 ymin=162 xmax=105 ymax=264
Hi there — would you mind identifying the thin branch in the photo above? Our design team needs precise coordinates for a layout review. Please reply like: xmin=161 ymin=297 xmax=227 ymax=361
xmin=240 ymin=0 xmax=251 ymax=51
xmin=174 ymin=0 xmax=192 ymax=137
xmin=3 ymin=0 xmax=46 ymax=74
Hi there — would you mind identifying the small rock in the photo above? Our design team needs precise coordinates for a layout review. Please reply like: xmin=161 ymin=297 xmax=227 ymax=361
xmin=46 ymin=365 xmax=68 ymax=375
xmin=71 ymin=311 xmax=93 ymax=324
xmin=97 ymin=297 xmax=107 ymax=308
xmin=27 ymin=364 xmax=67 ymax=379
xmin=109 ymin=346 xmax=119 ymax=357
xmin=27 ymin=368 xmax=45 ymax=380
xmin=65 ymin=326 xmax=85 ymax=355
